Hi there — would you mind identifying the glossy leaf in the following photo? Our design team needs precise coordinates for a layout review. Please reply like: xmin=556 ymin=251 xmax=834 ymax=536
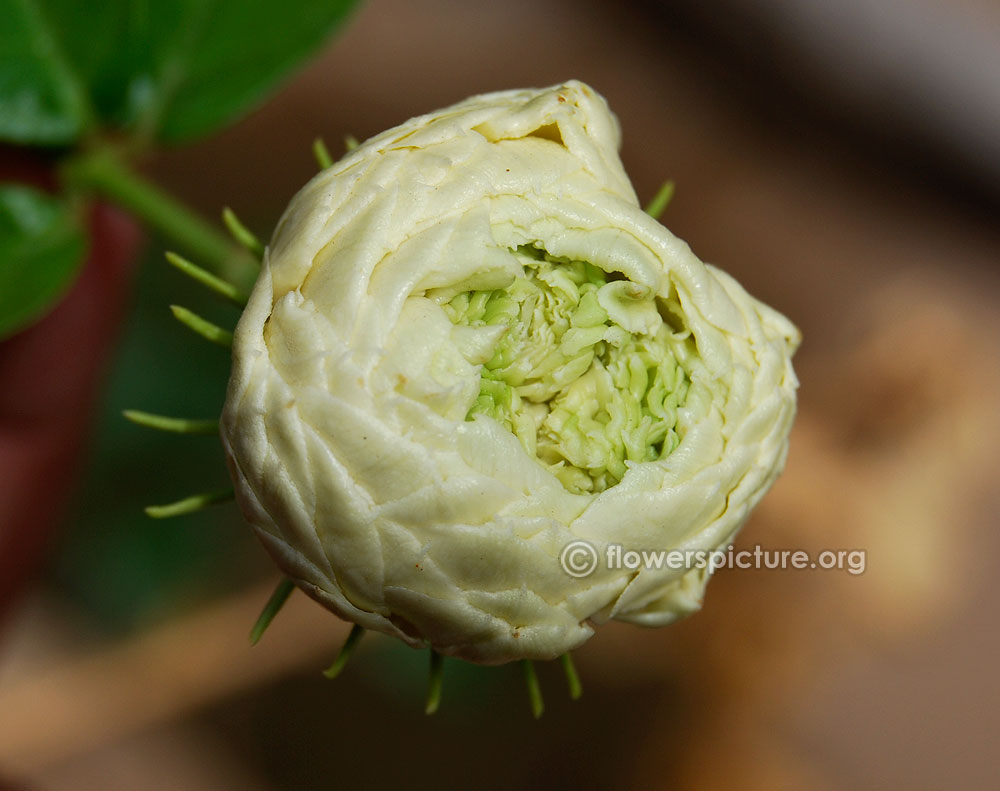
xmin=0 ymin=183 xmax=86 ymax=339
xmin=0 ymin=0 xmax=360 ymax=146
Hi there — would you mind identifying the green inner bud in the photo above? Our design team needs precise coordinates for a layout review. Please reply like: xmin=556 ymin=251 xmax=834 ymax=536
xmin=439 ymin=246 xmax=690 ymax=494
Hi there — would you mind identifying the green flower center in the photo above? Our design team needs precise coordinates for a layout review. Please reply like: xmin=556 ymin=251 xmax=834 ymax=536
xmin=440 ymin=246 xmax=690 ymax=494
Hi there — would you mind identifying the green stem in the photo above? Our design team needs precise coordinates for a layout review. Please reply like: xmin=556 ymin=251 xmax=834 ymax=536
xmin=222 ymin=208 xmax=265 ymax=260
xmin=123 ymin=409 xmax=219 ymax=435
xmin=313 ymin=138 xmax=334 ymax=170
xmin=644 ymin=179 xmax=675 ymax=220
xmin=61 ymin=148 xmax=255 ymax=280
xmin=249 ymin=578 xmax=296 ymax=646
xmin=145 ymin=488 xmax=234 ymax=518
xmin=521 ymin=660 xmax=544 ymax=719
xmin=559 ymin=653 xmax=583 ymax=700
xmin=323 ymin=624 xmax=365 ymax=679
xmin=166 ymin=252 xmax=248 ymax=306
xmin=425 ymin=651 xmax=444 ymax=715
xmin=169 ymin=305 xmax=233 ymax=348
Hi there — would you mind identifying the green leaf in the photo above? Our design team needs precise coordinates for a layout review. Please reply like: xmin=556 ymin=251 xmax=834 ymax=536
xmin=0 ymin=0 xmax=360 ymax=146
xmin=151 ymin=0 xmax=361 ymax=142
xmin=0 ymin=184 xmax=86 ymax=339
xmin=0 ymin=0 xmax=93 ymax=143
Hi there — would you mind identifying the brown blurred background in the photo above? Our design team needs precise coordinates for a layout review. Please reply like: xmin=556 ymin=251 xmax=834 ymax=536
xmin=2 ymin=0 xmax=999 ymax=788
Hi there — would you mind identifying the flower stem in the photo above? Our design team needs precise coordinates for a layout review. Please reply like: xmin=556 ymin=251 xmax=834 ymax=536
xmin=61 ymin=147 xmax=256 ymax=282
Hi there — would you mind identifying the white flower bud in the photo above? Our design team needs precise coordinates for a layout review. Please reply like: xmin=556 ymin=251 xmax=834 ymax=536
xmin=221 ymin=81 xmax=799 ymax=664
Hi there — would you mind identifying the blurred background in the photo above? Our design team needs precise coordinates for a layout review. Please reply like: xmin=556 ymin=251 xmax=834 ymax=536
xmin=1 ymin=0 xmax=999 ymax=788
